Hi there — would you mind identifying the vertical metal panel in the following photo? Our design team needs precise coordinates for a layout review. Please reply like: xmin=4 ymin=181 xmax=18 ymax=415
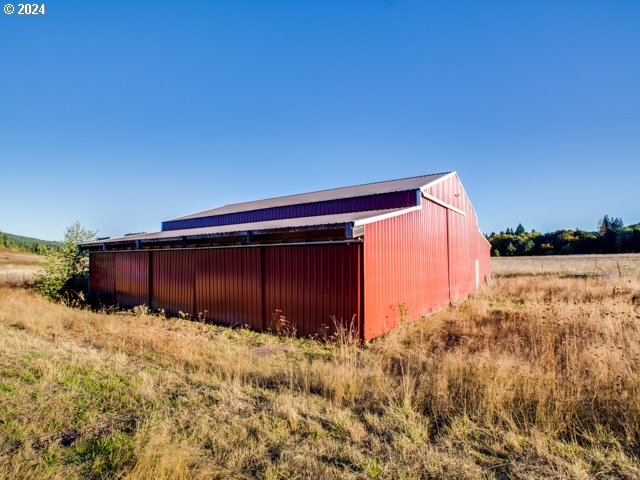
xmin=115 ymin=251 xmax=149 ymax=308
xmin=363 ymin=199 xmax=449 ymax=340
xmin=194 ymin=248 xmax=262 ymax=329
xmin=426 ymin=172 xmax=489 ymax=295
xmin=263 ymin=244 xmax=361 ymax=338
xmin=89 ymin=252 xmax=115 ymax=303
xmin=162 ymin=191 xmax=418 ymax=231
xmin=151 ymin=250 xmax=196 ymax=316
xmin=478 ymin=234 xmax=491 ymax=284
xmin=447 ymin=210 xmax=473 ymax=301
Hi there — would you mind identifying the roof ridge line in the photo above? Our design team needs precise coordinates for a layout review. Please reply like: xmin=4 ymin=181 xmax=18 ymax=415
xmin=170 ymin=171 xmax=453 ymax=221
xmin=220 ymin=171 xmax=453 ymax=208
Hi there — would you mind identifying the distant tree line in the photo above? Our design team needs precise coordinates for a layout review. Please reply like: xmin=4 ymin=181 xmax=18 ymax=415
xmin=0 ymin=230 xmax=60 ymax=254
xmin=487 ymin=216 xmax=640 ymax=257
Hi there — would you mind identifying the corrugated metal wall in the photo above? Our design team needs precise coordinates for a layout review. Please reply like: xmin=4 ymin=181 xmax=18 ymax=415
xmin=89 ymin=244 xmax=361 ymax=338
xmin=162 ymin=191 xmax=418 ymax=231
xmin=263 ymin=244 xmax=361 ymax=338
xmin=151 ymin=250 xmax=196 ymax=316
xmin=425 ymin=172 xmax=489 ymax=293
xmin=89 ymin=252 xmax=116 ymax=303
xmin=447 ymin=209 xmax=473 ymax=301
xmin=195 ymin=248 xmax=262 ymax=329
xmin=363 ymin=199 xmax=450 ymax=340
xmin=115 ymin=251 xmax=149 ymax=307
xmin=478 ymin=233 xmax=492 ymax=283
xmin=363 ymin=173 xmax=490 ymax=340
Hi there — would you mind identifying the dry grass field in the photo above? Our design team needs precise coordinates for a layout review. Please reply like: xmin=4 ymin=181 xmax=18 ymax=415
xmin=0 ymin=250 xmax=43 ymax=284
xmin=1 ymin=253 xmax=639 ymax=479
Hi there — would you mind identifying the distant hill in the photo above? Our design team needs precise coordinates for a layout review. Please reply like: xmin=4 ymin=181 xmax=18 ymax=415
xmin=0 ymin=231 xmax=60 ymax=254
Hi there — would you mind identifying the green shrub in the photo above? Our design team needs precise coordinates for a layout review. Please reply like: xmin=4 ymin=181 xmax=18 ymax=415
xmin=36 ymin=222 xmax=96 ymax=300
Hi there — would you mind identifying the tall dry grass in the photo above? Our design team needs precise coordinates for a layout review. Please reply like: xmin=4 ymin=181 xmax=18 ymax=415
xmin=0 ymin=255 xmax=639 ymax=478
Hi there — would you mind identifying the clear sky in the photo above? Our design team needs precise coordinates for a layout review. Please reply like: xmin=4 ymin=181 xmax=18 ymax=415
xmin=1 ymin=1 xmax=638 ymax=241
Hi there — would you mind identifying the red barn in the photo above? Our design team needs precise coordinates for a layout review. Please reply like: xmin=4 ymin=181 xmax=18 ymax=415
xmin=81 ymin=172 xmax=490 ymax=341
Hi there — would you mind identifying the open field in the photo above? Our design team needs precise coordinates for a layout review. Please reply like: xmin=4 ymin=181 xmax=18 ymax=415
xmin=492 ymin=254 xmax=640 ymax=277
xmin=1 ymin=255 xmax=639 ymax=479
xmin=0 ymin=250 xmax=43 ymax=284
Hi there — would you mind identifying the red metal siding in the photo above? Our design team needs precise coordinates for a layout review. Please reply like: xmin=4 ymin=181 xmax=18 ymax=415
xmin=263 ymin=244 xmax=361 ymax=338
xmin=194 ymin=248 xmax=263 ymax=329
xmin=151 ymin=250 xmax=196 ymax=316
xmin=363 ymin=173 xmax=491 ymax=340
xmin=426 ymin=173 xmax=488 ymax=296
xmin=90 ymin=244 xmax=360 ymax=338
xmin=478 ymin=234 xmax=491 ymax=284
xmin=363 ymin=199 xmax=449 ymax=340
xmin=447 ymin=210 xmax=473 ymax=301
xmin=115 ymin=251 xmax=149 ymax=308
xmin=89 ymin=252 xmax=115 ymax=303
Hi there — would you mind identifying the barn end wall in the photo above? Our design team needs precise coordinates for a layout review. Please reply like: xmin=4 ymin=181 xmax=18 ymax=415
xmin=362 ymin=173 xmax=490 ymax=340
xmin=89 ymin=243 xmax=361 ymax=338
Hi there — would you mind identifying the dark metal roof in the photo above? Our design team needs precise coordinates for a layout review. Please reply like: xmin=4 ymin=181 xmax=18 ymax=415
xmin=81 ymin=208 xmax=412 ymax=246
xmin=169 ymin=172 xmax=451 ymax=221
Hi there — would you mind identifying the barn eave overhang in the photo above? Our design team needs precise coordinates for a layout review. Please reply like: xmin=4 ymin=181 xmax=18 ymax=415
xmin=79 ymin=223 xmax=364 ymax=252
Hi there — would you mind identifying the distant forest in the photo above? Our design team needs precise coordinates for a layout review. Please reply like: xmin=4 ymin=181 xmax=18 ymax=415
xmin=487 ymin=216 xmax=640 ymax=257
xmin=0 ymin=231 xmax=60 ymax=254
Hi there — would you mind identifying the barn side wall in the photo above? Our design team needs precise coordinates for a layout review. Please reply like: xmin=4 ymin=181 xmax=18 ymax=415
xmin=89 ymin=243 xmax=361 ymax=338
xmin=363 ymin=173 xmax=490 ymax=340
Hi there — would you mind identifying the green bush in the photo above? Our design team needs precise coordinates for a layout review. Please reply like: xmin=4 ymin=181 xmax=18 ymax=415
xmin=37 ymin=222 xmax=96 ymax=300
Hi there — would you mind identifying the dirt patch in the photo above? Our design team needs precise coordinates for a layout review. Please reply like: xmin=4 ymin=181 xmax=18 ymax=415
xmin=249 ymin=344 xmax=298 ymax=358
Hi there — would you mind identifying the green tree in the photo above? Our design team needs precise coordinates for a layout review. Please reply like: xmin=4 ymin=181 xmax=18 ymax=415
xmin=487 ymin=215 xmax=640 ymax=257
xmin=37 ymin=222 xmax=96 ymax=300
xmin=598 ymin=215 xmax=611 ymax=236
xmin=523 ymin=239 xmax=535 ymax=254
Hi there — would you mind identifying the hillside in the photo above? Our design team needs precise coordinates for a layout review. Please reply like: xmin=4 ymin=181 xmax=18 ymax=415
xmin=0 ymin=231 xmax=60 ymax=253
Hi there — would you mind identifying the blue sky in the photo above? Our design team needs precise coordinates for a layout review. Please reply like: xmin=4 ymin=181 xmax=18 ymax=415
xmin=1 ymin=1 xmax=638 ymax=240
